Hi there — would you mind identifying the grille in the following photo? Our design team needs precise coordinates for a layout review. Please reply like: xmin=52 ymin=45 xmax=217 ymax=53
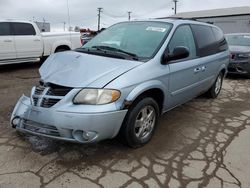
xmin=22 ymin=119 xmax=60 ymax=137
xmin=32 ymin=83 xmax=72 ymax=108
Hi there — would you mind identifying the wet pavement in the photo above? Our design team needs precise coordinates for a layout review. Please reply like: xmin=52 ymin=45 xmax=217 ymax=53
xmin=0 ymin=63 xmax=250 ymax=188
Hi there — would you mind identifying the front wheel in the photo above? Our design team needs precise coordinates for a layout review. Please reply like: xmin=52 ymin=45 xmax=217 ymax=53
xmin=206 ymin=72 xmax=223 ymax=98
xmin=119 ymin=97 xmax=159 ymax=148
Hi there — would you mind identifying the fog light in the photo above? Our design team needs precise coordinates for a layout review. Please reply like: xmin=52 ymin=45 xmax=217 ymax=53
xmin=11 ymin=117 xmax=21 ymax=128
xmin=72 ymin=130 xmax=97 ymax=143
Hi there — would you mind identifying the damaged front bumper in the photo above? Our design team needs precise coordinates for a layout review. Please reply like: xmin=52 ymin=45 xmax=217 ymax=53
xmin=228 ymin=60 xmax=250 ymax=76
xmin=11 ymin=95 xmax=127 ymax=143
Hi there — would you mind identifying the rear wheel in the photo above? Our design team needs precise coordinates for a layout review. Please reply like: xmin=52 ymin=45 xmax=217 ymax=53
xmin=206 ymin=72 xmax=223 ymax=98
xmin=247 ymin=73 xmax=250 ymax=79
xmin=119 ymin=97 xmax=159 ymax=148
xmin=55 ymin=47 xmax=69 ymax=53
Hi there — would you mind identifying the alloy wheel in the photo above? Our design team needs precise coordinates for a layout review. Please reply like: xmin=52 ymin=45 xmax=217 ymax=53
xmin=134 ymin=105 xmax=156 ymax=139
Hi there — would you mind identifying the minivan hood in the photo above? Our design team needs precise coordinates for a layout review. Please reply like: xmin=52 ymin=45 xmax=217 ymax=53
xmin=39 ymin=51 xmax=142 ymax=88
xmin=229 ymin=45 xmax=250 ymax=53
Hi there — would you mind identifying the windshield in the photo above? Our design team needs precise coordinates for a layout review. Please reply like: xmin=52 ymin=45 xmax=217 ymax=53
xmin=226 ymin=34 xmax=250 ymax=46
xmin=83 ymin=21 xmax=172 ymax=60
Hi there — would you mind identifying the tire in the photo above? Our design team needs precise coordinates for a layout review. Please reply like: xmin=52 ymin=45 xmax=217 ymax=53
xmin=247 ymin=73 xmax=250 ymax=79
xmin=55 ymin=48 xmax=68 ymax=53
xmin=119 ymin=97 xmax=159 ymax=148
xmin=206 ymin=72 xmax=223 ymax=99
xmin=40 ymin=56 xmax=48 ymax=63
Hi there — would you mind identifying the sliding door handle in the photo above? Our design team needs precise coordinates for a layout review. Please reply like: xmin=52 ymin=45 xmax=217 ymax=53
xmin=201 ymin=66 xmax=206 ymax=72
xmin=194 ymin=67 xmax=201 ymax=73
xmin=3 ymin=39 xmax=12 ymax=42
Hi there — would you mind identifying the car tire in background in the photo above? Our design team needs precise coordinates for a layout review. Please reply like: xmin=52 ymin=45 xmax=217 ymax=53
xmin=55 ymin=46 xmax=70 ymax=53
xmin=247 ymin=73 xmax=250 ymax=79
xmin=119 ymin=97 xmax=159 ymax=148
xmin=206 ymin=72 xmax=223 ymax=99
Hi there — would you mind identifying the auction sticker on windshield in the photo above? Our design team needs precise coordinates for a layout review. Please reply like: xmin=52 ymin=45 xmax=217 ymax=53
xmin=146 ymin=27 xmax=167 ymax=32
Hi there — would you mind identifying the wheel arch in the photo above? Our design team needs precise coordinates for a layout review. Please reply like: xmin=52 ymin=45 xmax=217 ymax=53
xmin=219 ymin=63 xmax=227 ymax=77
xmin=124 ymin=80 xmax=166 ymax=113
xmin=54 ymin=45 xmax=71 ymax=52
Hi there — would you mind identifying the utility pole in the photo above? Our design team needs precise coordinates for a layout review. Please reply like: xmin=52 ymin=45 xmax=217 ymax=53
xmin=173 ymin=0 xmax=178 ymax=15
xmin=42 ymin=18 xmax=46 ymax=28
xmin=128 ymin=11 xmax=132 ymax=21
xmin=63 ymin=22 xmax=66 ymax=31
xmin=97 ymin=7 xmax=103 ymax=31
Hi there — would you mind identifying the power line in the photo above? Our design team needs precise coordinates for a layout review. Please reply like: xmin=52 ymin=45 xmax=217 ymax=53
xmin=97 ymin=7 xmax=103 ymax=31
xmin=102 ymin=11 xmax=127 ymax=18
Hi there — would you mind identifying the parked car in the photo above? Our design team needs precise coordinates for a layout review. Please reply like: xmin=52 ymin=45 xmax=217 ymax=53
xmin=0 ymin=20 xmax=81 ymax=65
xmin=11 ymin=19 xmax=229 ymax=148
xmin=80 ymin=32 xmax=97 ymax=45
xmin=80 ymin=28 xmax=105 ymax=45
xmin=225 ymin=33 xmax=250 ymax=78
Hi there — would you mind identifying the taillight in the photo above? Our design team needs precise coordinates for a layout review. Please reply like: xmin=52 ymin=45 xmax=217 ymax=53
xmin=80 ymin=38 xmax=84 ymax=45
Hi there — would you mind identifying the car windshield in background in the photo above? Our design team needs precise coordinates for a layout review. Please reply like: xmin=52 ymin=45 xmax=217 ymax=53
xmin=82 ymin=21 xmax=172 ymax=60
xmin=226 ymin=34 xmax=250 ymax=46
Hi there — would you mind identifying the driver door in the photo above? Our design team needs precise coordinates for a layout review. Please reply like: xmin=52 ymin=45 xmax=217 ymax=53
xmin=166 ymin=25 xmax=201 ymax=109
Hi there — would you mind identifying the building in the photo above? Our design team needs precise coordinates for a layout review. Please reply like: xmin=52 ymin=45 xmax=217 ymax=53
xmin=160 ymin=6 xmax=250 ymax=34
xmin=35 ymin=21 xmax=50 ymax=32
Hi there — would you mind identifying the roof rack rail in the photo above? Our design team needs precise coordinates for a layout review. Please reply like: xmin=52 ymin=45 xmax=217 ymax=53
xmin=157 ymin=17 xmax=198 ymax=21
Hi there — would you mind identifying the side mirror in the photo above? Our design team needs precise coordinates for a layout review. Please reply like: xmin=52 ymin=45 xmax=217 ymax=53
xmin=161 ymin=46 xmax=190 ymax=64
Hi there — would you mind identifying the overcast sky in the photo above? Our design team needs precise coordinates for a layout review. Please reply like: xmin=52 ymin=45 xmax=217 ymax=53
xmin=0 ymin=0 xmax=249 ymax=31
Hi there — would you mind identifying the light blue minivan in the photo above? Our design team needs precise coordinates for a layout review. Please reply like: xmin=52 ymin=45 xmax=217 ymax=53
xmin=11 ymin=19 xmax=229 ymax=148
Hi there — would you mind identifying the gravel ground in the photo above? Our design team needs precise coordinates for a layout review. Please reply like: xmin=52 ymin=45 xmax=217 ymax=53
xmin=0 ymin=63 xmax=250 ymax=188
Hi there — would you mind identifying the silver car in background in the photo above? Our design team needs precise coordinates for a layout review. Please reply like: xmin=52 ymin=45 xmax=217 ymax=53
xmin=11 ymin=19 xmax=229 ymax=148
xmin=225 ymin=33 xmax=250 ymax=78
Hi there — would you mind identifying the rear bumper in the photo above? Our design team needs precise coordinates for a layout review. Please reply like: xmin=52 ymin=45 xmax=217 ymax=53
xmin=11 ymin=95 xmax=127 ymax=143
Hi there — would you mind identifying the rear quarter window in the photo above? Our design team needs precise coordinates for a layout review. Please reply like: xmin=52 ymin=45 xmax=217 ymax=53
xmin=12 ymin=23 xmax=36 ymax=36
xmin=212 ymin=27 xmax=228 ymax=52
xmin=0 ymin=22 xmax=11 ymax=36
xmin=191 ymin=24 xmax=217 ymax=57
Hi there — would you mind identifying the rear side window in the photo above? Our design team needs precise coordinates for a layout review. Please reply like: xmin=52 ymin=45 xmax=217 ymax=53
xmin=191 ymin=25 xmax=217 ymax=57
xmin=212 ymin=27 xmax=228 ymax=52
xmin=0 ymin=22 xmax=11 ymax=36
xmin=12 ymin=23 xmax=36 ymax=35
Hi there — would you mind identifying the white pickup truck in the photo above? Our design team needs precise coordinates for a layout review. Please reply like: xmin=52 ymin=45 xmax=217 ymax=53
xmin=0 ymin=20 xmax=82 ymax=65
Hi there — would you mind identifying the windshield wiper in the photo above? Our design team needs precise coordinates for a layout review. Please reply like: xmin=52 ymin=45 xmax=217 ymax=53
xmin=91 ymin=45 xmax=139 ymax=60
xmin=75 ymin=47 xmax=90 ymax=52
xmin=74 ymin=47 xmax=127 ymax=59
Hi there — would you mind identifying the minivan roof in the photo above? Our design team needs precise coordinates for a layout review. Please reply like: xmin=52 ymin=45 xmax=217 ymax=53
xmin=130 ymin=18 xmax=221 ymax=29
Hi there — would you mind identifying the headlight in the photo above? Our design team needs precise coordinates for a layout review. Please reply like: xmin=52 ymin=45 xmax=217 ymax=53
xmin=73 ymin=88 xmax=121 ymax=105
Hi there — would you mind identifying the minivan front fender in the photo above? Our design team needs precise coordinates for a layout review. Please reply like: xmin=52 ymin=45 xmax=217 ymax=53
xmin=125 ymin=80 xmax=167 ymax=103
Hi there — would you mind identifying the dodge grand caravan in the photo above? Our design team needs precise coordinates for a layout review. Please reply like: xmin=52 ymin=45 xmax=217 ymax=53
xmin=11 ymin=19 xmax=229 ymax=148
